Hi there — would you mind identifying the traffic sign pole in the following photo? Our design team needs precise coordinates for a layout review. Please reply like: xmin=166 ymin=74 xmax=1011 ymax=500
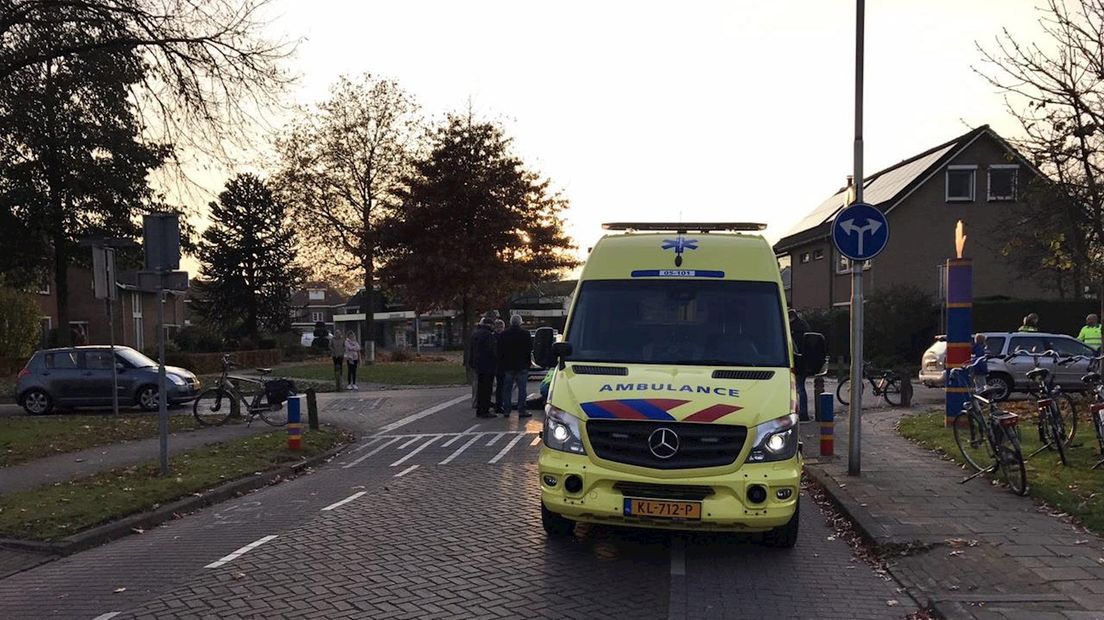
xmin=850 ymin=0 xmax=866 ymax=476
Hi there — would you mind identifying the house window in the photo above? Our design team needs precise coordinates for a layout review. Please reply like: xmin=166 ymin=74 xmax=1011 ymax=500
xmin=800 ymin=252 xmax=811 ymax=264
xmin=308 ymin=289 xmax=325 ymax=301
xmin=38 ymin=279 xmax=50 ymax=295
xmin=988 ymin=165 xmax=1018 ymax=201
xmin=813 ymin=249 xmax=824 ymax=261
xmin=311 ymin=311 xmax=324 ymax=323
xmin=836 ymin=252 xmax=873 ymax=274
xmin=946 ymin=166 xmax=976 ymax=202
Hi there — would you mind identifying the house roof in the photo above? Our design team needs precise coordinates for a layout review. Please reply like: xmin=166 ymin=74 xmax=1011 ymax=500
xmin=774 ymin=125 xmax=1001 ymax=253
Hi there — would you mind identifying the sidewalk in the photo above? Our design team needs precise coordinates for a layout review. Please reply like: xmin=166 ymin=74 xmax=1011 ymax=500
xmin=800 ymin=404 xmax=1104 ymax=619
xmin=0 ymin=422 xmax=269 ymax=494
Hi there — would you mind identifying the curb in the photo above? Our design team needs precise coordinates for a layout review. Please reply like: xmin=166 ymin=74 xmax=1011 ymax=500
xmin=804 ymin=464 xmax=943 ymax=616
xmin=0 ymin=441 xmax=349 ymax=558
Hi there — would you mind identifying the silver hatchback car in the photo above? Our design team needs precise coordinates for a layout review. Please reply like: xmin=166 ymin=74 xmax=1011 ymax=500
xmin=16 ymin=346 xmax=200 ymax=415
xmin=918 ymin=331 xmax=1095 ymax=400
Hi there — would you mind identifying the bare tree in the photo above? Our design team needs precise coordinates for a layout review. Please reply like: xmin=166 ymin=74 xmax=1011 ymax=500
xmin=976 ymin=0 xmax=1104 ymax=298
xmin=0 ymin=0 xmax=295 ymax=162
xmin=274 ymin=74 xmax=422 ymax=356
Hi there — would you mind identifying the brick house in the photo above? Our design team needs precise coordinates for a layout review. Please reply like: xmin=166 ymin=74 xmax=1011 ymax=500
xmin=775 ymin=125 xmax=1050 ymax=311
xmin=35 ymin=266 xmax=187 ymax=352
xmin=289 ymin=284 xmax=347 ymax=335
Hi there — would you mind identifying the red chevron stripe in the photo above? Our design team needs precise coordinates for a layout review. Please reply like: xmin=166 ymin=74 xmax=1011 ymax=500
xmin=683 ymin=404 xmax=742 ymax=423
xmin=596 ymin=400 xmax=649 ymax=420
xmin=646 ymin=398 xmax=691 ymax=411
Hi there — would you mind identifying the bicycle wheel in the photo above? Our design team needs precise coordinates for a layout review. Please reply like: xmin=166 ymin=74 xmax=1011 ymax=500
xmin=1047 ymin=404 xmax=1069 ymax=466
xmin=836 ymin=378 xmax=863 ymax=406
xmin=996 ymin=424 xmax=1028 ymax=496
xmin=193 ymin=388 xmax=237 ymax=426
xmin=1055 ymin=393 xmax=1078 ymax=446
xmin=882 ymin=378 xmax=903 ymax=406
xmin=953 ymin=409 xmax=991 ymax=472
xmin=254 ymin=392 xmax=289 ymax=427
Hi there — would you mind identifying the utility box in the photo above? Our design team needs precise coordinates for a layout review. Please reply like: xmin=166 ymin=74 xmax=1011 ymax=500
xmin=143 ymin=213 xmax=181 ymax=272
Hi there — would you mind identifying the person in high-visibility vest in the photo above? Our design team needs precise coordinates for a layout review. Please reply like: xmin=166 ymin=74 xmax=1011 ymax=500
xmin=1077 ymin=314 xmax=1102 ymax=353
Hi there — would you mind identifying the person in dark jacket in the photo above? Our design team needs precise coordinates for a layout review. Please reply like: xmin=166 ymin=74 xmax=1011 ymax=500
xmin=789 ymin=309 xmax=810 ymax=421
xmin=497 ymin=314 xmax=534 ymax=417
xmin=492 ymin=318 xmax=506 ymax=413
xmin=470 ymin=317 xmax=498 ymax=418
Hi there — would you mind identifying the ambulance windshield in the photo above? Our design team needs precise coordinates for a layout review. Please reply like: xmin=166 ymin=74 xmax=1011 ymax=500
xmin=565 ymin=279 xmax=789 ymax=367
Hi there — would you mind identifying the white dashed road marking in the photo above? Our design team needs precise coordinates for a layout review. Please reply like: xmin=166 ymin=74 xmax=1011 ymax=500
xmin=373 ymin=395 xmax=468 ymax=435
xmin=321 ymin=491 xmax=367 ymax=512
xmin=91 ymin=613 xmax=121 ymax=620
xmin=398 ymin=435 xmax=425 ymax=449
xmin=394 ymin=465 xmax=419 ymax=477
xmin=440 ymin=433 xmax=485 ymax=465
xmin=205 ymin=535 xmax=278 ymax=569
xmin=342 ymin=437 xmax=400 ymax=469
xmin=670 ymin=536 xmax=686 ymax=576
xmin=530 ymin=435 xmax=542 ymax=446
xmin=489 ymin=432 xmax=528 ymax=464
xmin=486 ymin=432 xmax=507 ymax=446
xmin=390 ymin=435 xmax=441 ymax=467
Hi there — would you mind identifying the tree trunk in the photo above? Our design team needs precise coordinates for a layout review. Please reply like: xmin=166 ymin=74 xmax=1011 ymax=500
xmin=460 ymin=296 xmax=471 ymax=345
xmin=54 ymin=240 xmax=70 ymax=346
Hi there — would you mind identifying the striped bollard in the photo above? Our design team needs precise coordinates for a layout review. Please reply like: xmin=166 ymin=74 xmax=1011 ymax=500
xmin=288 ymin=394 xmax=304 ymax=451
xmin=818 ymin=392 xmax=834 ymax=457
xmin=945 ymin=258 xmax=973 ymax=427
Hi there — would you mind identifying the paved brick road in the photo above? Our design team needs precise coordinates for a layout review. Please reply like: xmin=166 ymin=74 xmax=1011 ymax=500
xmin=0 ymin=390 xmax=916 ymax=619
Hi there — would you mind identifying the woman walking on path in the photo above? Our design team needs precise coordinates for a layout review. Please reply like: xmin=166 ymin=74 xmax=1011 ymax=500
xmin=344 ymin=332 xmax=361 ymax=390
xmin=330 ymin=330 xmax=346 ymax=390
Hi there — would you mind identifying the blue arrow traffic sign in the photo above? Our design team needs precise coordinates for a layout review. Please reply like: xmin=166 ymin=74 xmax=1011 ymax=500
xmin=832 ymin=202 xmax=889 ymax=261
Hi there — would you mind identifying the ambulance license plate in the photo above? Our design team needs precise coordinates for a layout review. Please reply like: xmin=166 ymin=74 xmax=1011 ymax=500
xmin=623 ymin=498 xmax=701 ymax=520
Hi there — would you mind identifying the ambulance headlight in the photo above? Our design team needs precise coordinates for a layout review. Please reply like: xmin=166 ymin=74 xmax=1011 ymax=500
xmin=543 ymin=405 xmax=586 ymax=454
xmin=746 ymin=413 xmax=799 ymax=463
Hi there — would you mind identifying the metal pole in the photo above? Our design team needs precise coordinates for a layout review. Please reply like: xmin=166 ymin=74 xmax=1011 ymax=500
xmin=848 ymin=0 xmax=865 ymax=477
xmin=107 ymin=248 xmax=119 ymax=417
xmin=157 ymin=285 xmax=169 ymax=475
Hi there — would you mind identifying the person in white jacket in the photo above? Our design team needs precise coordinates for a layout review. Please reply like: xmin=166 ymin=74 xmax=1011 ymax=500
xmin=344 ymin=333 xmax=362 ymax=390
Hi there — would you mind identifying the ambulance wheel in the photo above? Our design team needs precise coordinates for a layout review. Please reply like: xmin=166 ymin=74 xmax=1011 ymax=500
xmin=541 ymin=503 xmax=575 ymax=537
xmin=763 ymin=502 xmax=799 ymax=548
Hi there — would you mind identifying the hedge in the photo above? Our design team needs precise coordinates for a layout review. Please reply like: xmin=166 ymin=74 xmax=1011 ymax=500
xmin=164 ymin=349 xmax=283 ymax=374
xmin=974 ymin=298 xmax=1100 ymax=337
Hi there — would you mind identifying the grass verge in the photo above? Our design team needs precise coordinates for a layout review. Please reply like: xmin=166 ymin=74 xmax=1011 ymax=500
xmin=899 ymin=406 xmax=1104 ymax=536
xmin=0 ymin=428 xmax=346 ymax=541
xmin=0 ymin=414 xmax=219 ymax=468
xmin=279 ymin=360 xmax=466 ymax=386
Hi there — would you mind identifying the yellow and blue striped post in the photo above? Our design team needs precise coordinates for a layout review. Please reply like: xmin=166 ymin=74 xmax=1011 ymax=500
xmin=945 ymin=258 xmax=972 ymax=427
xmin=287 ymin=394 xmax=304 ymax=451
xmin=818 ymin=392 xmax=834 ymax=457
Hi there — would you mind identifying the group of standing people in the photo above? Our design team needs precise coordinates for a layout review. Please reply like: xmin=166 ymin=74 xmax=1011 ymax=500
xmin=465 ymin=312 xmax=533 ymax=419
xmin=328 ymin=330 xmax=362 ymax=390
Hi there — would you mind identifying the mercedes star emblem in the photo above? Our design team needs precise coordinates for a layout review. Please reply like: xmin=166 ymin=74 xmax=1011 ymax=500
xmin=648 ymin=427 xmax=679 ymax=459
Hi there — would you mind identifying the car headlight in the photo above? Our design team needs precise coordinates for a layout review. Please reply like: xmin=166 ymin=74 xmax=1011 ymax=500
xmin=543 ymin=405 xmax=586 ymax=454
xmin=746 ymin=413 xmax=799 ymax=463
xmin=167 ymin=374 xmax=186 ymax=386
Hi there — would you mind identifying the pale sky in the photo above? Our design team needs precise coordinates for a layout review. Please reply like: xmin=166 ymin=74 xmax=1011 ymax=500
xmin=181 ymin=0 xmax=1047 ymax=272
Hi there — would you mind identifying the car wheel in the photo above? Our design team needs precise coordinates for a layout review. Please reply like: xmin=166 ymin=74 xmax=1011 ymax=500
xmin=21 ymin=389 xmax=52 ymax=415
xmin=762 ymin=501 xmax=800 ymax=548
xmin=986 ymin=374 xmax=1013 ymax=402
xmin=137 ymin=385 xmax=159 ymax=411
xmin=541 ymin=503 xmax=575 ymax=538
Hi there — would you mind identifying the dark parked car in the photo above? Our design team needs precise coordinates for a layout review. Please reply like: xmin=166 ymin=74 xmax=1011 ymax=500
xmin=16 ymin=346 xmax=201 ymax=415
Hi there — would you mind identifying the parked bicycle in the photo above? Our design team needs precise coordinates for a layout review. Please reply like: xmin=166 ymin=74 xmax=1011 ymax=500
xmin=1061 ymin=353 xmax=1104 ymax=470
xmin=192 ymin=355 xmax=297 ymax=427
xmin=1008 ymin=349 xmax=1078 ymax=466
xmin=950 ymin=356 xmax=1027 ymax=495
xmin=836 ymin=362 xmax=902 ymax=407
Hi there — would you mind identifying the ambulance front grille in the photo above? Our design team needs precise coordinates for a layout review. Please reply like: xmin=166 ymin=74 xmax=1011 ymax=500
xmin=586 ymin=420 xmax=747 ymax=470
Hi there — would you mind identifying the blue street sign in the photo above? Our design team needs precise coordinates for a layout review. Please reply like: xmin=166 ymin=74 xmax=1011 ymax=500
xmin=832 ymin=202 xmax=889 ymax=261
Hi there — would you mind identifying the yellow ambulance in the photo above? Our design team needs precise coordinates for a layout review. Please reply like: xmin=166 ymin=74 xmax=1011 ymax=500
xmin=533 ymin=223 xmax=825 ymax=547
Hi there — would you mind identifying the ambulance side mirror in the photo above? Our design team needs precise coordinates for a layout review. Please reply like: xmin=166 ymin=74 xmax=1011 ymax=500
xmin=533 ymin=327 xmax=557 ymax=368
xmin=799 ymin=332 xmax=827 ymax=376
